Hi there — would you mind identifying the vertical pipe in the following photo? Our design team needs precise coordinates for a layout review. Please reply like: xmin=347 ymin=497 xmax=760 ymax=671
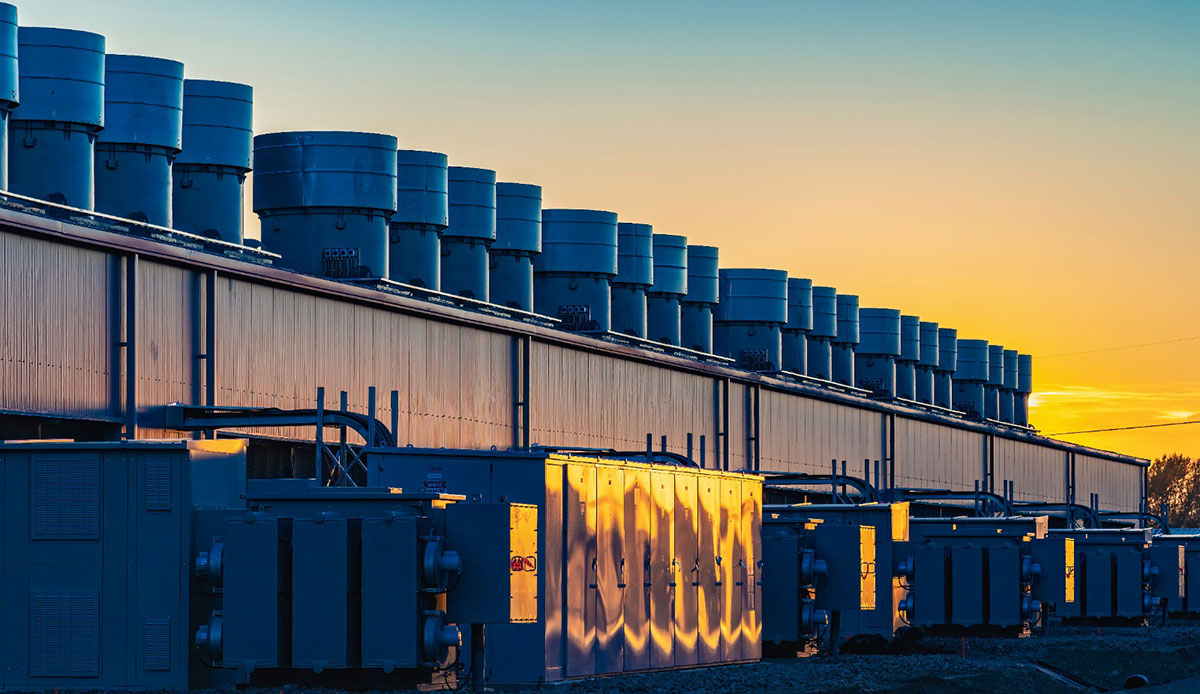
xmin=989 ymin=436 xmax=996 ymax=494
xmin=721 ymin=379 xmax=730 ymax=471
xmin=1066 ymin=457 xmax=1074 ymax=527
xmin=316 ymin=387 xmax=326 ymax=484
xmin=339 ymin=390 xmax=348 ymax=481
xmin=205 ymin=271 xmax=217 ymax=407
xmin=367 ymin=386 xmax=377 ymax=447
xmin=752 ymin=386 xmax=761 ymax=472
xmin=391 ymin=389 xmax=399 ymax=444
xmin=699 ymin=435 xmax=707 ymax=469
xmin=189 ymin=270 xmax=203 ymax=440
xmin=660 ymin=434 xmax=667 ymax=454
xmin=521 ymin=336 xmax=531 ymax=450
xmin=686 ymin=432 xmax=694 ymax=463
xmin=511 ymin=334 xmax=522 ymax=450
xmin=124 ymin=254 xmax=138 ymax=439
xmin=646 ymin=433 xmax=653 ymax=458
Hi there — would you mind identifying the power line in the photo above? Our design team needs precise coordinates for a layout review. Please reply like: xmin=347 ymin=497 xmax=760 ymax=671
xmin=1050 ymin=419 xmax=1200 ymax=436
xmin=1040 ymin=336 xmax=1200 ymax=359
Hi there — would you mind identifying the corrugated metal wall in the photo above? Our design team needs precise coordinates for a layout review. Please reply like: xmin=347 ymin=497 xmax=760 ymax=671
xmin=759 ymin=389 xmax=882 ymax=476
xmin=136 ymin=261 xmax=198 ymax=438
xmin=726 ymin=382 xmax=749 ymax=472
xmin=529 ymin=342 xmax=719 ymax=464
xmin=0 ymin=232 xmax=114 ymax=419
xmin=215 ymin=276 xmax=514 ymax=448
xmin=993 ymin=438 xmax=1065 ymax=504
xmin=1075 ymin=453 xmax=1142 ymax=513
xmin=894 ymin=417 xmax=983 ymax=491
xmin=0 ymin=224 xmax=1146 ymax=512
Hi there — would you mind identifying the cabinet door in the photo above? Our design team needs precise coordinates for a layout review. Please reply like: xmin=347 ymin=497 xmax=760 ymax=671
xmin=623 ymin=468 xmax=652 ymax=672
xmin=987 ymin=546 xmax=1020 ymax=627
xmin=649 ymin=470 xmax=675 ymax=670
xmin=719 ymin=479 xmax=742 ymax=661
xmin=697 ymin=477 xmax=721 ymax=664
xmin=565 ymin=463 xmax=597 ymax=676
xmin=595 ymin=466 xmax=625 ymax=674
xmin=673 ymin=473 xmax=699 ymax=667
xmin=740 ymin=481 xmax=762 ymax=659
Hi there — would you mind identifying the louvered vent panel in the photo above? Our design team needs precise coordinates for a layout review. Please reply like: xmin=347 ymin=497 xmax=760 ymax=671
xmin=144 ymin=456 xmax=173 ymax=511
xmin=33 ymin=456 xmax=100 ymax=539
xmin=31 ymin=593 xmax=100 ymax=677
xmin=143 ymin=618 xmax=171 ymax=671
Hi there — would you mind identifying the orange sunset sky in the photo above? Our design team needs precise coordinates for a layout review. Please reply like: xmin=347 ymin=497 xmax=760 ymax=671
xmin=26 ymin=0 xmax=1199 ymax=460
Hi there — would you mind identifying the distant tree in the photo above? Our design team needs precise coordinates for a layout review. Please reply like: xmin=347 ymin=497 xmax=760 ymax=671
xmin=1147 ymin=453 xmax=1200 ymax=529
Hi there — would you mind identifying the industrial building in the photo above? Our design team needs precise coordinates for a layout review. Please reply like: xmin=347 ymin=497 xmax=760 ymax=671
xmin=0 ymin=2 xmax=1170 ymax=691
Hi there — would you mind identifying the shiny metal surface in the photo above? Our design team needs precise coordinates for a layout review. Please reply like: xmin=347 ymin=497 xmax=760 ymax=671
xmin=565 ymin=462 xmax=597 ymax=676
xmin=673 ymin=473 xmax=699 ymax=666
xmin=596 ymin=465 xmax=624 ymax=673
xmin=740 ymin=480 xmax=762 ymax=659
xmin=719 ymin=478 xmax=742 ymax=660
xmin=623 ymin=467 xmax=652 ymax=672
xmin=649 ymin=470 xmax=675 ymax=670
xmin=697 ymin=476 xmax=720 ymax=663
xmin=545 ymin=463 xmax=565 ymax=676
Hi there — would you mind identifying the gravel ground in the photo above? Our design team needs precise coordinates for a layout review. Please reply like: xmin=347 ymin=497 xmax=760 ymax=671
xmin=233 ymin=622 xmax=1200 ymax=694
xmin=513 ymin=622 xmax=1200 ymax=694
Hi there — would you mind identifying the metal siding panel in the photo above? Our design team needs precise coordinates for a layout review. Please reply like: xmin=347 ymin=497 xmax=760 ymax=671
xmin=994 ymin=438 xmax=1063 ymax=503
xmin=894 ymin=418 xmax=985 ymax=491
xmin=529 ymin=343 xmax=716 ymax=457
xmin=0 ymin=232 xmax=113 ymax=418
xmin=136 ymin=262 xmax=194 ymax=437
xmin=212 ymin=277 xmax=512 ymax=446
xmin=1073 ymin=455 xmax=1138 ymax=512
xmin=759 ymin=392 xmax=881 ymax=476
xmin=726 ymin=384 xmax=747 ymax=471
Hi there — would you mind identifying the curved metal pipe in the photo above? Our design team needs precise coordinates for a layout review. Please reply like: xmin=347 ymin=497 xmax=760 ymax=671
xmin=760 ymin=471 xmax=880 ymax=503
xmin=161 ymin=403 xmax=396 ymax=447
